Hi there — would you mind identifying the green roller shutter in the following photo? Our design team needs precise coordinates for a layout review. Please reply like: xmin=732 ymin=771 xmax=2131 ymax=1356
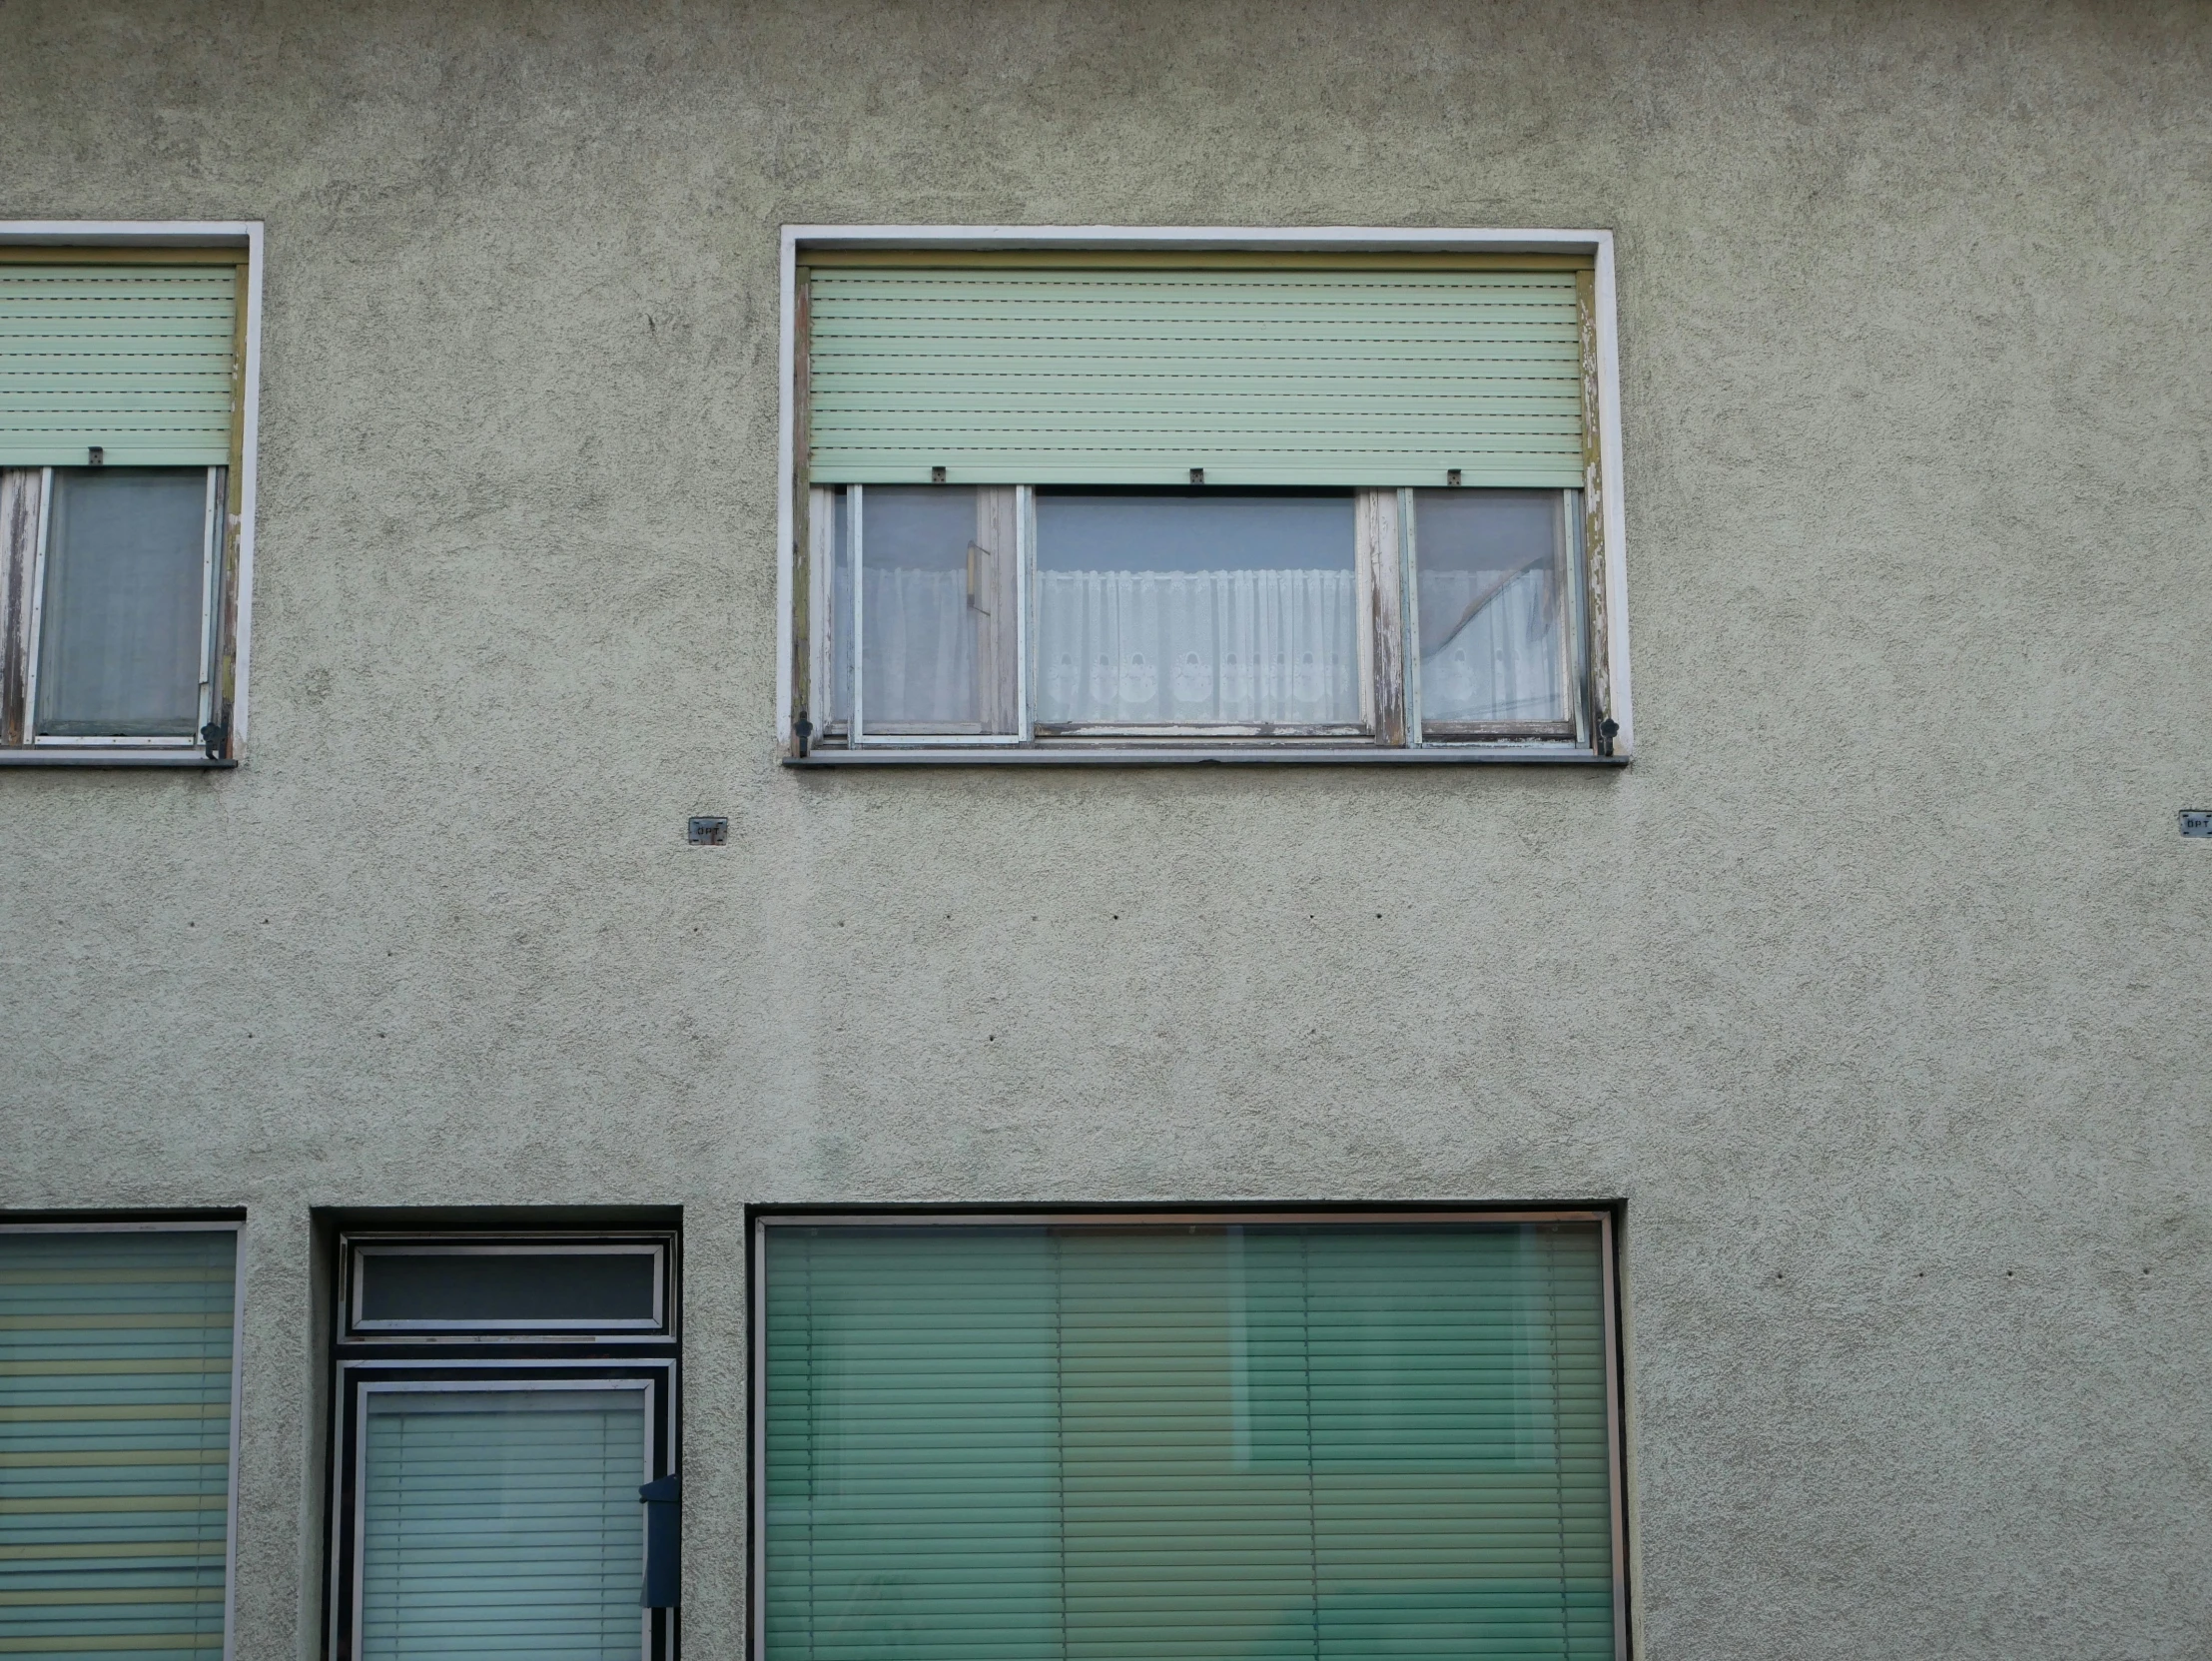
xmin=0 ymin=1228 xmax=238 ymax=1661
xmin=0 ymin=266 xmax=239 ymax=466
xmin=763 ymin=1221 xmax=1618 ymax=1661
xmin=360 ymin=1388 xmax=647 ymax=1661
xmin=807 ymin=268 xmax=1586 ymax=488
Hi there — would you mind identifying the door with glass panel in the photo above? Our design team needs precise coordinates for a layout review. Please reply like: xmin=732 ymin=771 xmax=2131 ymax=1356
xmin=329 ymin=1234 xmax=680 ymax=1661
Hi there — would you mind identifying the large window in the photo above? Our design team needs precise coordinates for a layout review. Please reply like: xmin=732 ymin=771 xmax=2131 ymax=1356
xmin=0 ymin=239 xmax=258 ymax=764
xmin=0 ymin=1223 xmax=243 ymax=1661
xmin=754 ymin=1213 xmax=1626 ymax=1661
xmin=327 ymin=1232 xmax=681 ymax=1661
xmin=785 ymin=236 xmax=1630 ymax=762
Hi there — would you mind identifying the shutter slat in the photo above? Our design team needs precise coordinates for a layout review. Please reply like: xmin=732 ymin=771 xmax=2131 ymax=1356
xmin=0 ymin=1233 xmax=235 ymax=1661
xmin=809 ymin=269 xmax=1587 ymax=486
xmin=0 ymin=269 xmax=236 ymax=465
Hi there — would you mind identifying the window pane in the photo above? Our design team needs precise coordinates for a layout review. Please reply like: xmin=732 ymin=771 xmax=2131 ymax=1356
xmin=0 ymin=1230 xmax=236 ymax=1661
xmin=763 ymin=1222 xmax=1617 ymax=1661
xmin=36 ymin=468 xmax=209 ymax=737
xmin=361 ymin=1390 xmax=645 ymax=1661
xmin=1036 ymin=493 xmax=1359 ymax=726
xmin=825 ymin=488 xmax=854 ymax=726
xmin=857 ymin=485 xmax=1019 ymax=734
xmin=359 ymin=1249 xmax=658 ymax=1326
xmin=1412 ymin=489 xmax=1574 ymax=726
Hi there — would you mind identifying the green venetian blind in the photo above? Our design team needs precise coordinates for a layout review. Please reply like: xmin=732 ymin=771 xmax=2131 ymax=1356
xmin=0 ymin=1228 xmax=238 ymax=1661
xmin=0 ymin=265 xmax=239 ymax=466
xmin=807 ymin=266 xmax=1586 ymax=487
xmin=360 ymin=1389 xmax=646 ymax=1661
xmin=764 ymin=1222 xmax=1617 ymax=1661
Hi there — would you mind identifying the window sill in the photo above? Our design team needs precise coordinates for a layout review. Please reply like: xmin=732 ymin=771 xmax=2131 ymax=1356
xmin=787 ymin=744 xmax=1628 ymax=768
xmin=0 ymin=749 xmax=235 ymax=768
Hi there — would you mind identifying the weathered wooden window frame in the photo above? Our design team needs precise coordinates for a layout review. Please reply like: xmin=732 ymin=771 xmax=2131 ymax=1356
xmin=778 ymin=227 xmax=1632 ymax=767
xmin=0 ymin=224 xmax=264 ymax=768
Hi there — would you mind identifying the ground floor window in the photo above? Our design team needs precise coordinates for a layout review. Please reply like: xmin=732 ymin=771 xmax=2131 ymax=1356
xmin=0 ymin=1223 xmax=241 ymax=1661
xmin=755 ymin=1212 xmax=1625 ymax=1661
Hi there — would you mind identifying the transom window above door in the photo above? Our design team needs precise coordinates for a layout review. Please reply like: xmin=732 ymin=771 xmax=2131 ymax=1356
xmin=782 ymin=234 xmax=1632 ymax=764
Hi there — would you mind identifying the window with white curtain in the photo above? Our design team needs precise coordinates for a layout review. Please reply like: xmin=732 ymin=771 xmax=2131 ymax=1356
xmin=0 ymin=248 xmax=252 ymax=762
xmin=791 ymin=241 xmax=1627 ymax=759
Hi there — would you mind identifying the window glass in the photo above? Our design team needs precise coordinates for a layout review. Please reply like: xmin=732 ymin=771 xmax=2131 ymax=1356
xmin=358 ymin=1249 xmax=658 ymax=1326
xmin=763 ymin=1220 xmax=1616 ymax=1661
xmin=825 ymin=488 xmax=854 ymax=726
xmin=1035 ymin=493 xmax=1359 ymax=726
xmin=1411 ymin=489 xmax=1575 ymax=727
xmin=854 ymin=485 xmax=1020 ymax=734
xmin=0 ymin=1229 xmax=236 ymax=1661
xmin=36 ymin=468 xmax=209 ymax=738
xmin=361 ymin=1389 xmax=646 ymax=1661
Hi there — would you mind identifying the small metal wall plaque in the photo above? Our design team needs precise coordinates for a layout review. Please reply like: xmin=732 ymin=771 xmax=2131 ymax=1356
xmin=687 ymin=816 xmax=729 ymax=846
xmin=2181 ymin=811 xmax=2212 ymax=838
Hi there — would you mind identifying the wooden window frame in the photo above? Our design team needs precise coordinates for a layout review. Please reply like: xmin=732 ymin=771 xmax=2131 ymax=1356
xmin=777 ymin=227 xmax=1633 ymax=768
xmin=0 ymin=224 xmax=264 ymax=767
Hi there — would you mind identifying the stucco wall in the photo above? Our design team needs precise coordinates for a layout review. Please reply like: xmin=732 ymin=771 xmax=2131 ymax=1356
xmin=3 ymin=1 xmax=2209 ymax=1656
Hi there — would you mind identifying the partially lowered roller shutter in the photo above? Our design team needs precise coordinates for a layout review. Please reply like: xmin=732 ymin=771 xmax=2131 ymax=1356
xmin=0 ymin=265 xmax=240 ymax=466
xmin=807 ymin=264 xmax=1587 ymax=487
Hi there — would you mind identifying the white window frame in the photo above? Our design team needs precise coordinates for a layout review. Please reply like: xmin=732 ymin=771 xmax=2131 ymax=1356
xmin=776 ymin=225 xmax=1633 ymax=766
xmin=0 ymin=222 xmax=265 ymax=767
xmin=0 ymin=1219 xmax=248 ymax=1661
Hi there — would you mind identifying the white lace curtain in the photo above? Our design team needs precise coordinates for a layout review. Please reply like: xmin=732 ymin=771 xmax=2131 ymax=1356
xmin=1036 ymin=568 xmax=1358 ymax=725
xmin=1416 ymin=566 xmax=1569 ymax=724
xmin=840 ymin=564 xmax=1564 ymax=729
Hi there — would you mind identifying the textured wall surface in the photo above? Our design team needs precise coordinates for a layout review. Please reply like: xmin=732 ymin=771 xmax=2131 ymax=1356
xmin=3 ymin=1 xmax=2209 ymax=1656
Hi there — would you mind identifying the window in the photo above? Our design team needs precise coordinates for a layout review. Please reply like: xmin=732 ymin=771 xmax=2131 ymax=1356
xmin=754 ymin=1213 xmax=1627 ymax=1661
xmin=327 ymin=1232 xmax=681 ymax=1661
xmin=0 ymin=234 xmax=260 ymax=764
xmin=0 ymin=1223 xmax=242 ymax=1661
xmin=783 ymin=233 xmax=1629 ymax=762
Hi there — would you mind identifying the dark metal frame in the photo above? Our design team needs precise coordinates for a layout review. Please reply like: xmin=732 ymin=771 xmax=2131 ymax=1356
xmin=325 ymin=1229 xmax=681 ymax=1661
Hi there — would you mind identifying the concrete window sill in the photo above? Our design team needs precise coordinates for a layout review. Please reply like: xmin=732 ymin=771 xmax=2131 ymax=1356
xmin=787 ymin=745 xmax=1628 ymax=768
xmin=0 ymin=750 xmax=235 ymax=768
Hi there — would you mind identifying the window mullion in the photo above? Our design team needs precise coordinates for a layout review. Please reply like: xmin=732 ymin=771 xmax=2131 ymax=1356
xmin=1355 ymin=487 xmax=1405 ymax=745
xmin=1399 ymin=487 xmax=1422 ymax=747
xmin=0 ymin=468 xmax=37 ymax=745
xmin=20 ymin=467 xmax=51 ymax=741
